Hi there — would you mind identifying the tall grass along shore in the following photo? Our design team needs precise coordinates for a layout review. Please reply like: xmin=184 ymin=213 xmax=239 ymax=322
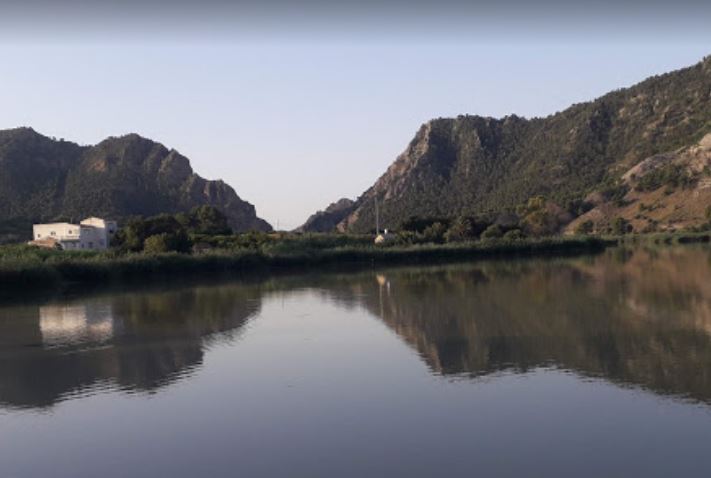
xmin=0 ymin=235 xmax=608 ymax=298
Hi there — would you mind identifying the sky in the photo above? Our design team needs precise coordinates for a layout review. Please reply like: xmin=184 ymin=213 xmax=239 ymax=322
xmin=0 ymin=1 xmax=709 ymax=229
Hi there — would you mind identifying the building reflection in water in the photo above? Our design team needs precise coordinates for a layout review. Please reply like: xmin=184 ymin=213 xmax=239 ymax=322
xmin=3 ymin=246 xmax=711 ymax=410
xmin=0 ymin=283 xmax=262 ymax=409
xmin=39 ymin=303 xmax=115 ymax=347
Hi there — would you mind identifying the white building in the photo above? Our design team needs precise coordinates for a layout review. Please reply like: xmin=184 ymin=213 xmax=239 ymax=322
xmin=30 ymin=217 xmax=118 ymax=251
xmin=374 ymin=228 xmax=395 ymax=245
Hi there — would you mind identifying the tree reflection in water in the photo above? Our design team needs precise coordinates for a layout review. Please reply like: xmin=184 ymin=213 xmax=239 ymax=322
xmin=0 ymin=284 xmax=262 ymax=409
xmin=2 ymin=246 xmax=711 ymax=409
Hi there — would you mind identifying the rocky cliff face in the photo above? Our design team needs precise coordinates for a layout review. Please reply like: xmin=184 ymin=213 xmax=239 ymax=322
xmin=295 ymin=198 xmax=356 ymax=232
xmin=322 ymin=55 xmax=711 ymax=233
xmin=0 ymin=129 xmax=271 ymax=235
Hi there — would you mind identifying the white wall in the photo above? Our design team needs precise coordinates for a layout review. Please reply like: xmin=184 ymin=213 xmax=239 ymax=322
xmin=33 ymin=223 xmax=80 ymax=241
xmin=33 ymin=219 xmax=115 ymax=251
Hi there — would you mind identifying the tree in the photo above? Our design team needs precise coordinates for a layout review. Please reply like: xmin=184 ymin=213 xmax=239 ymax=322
xmin=177 ymin=205 xmax=232 ymax=235
xmin=502 ymin=229 xmax=525 ymax=241
xmin=481 ymin=224 xmax=503 ymax=239
xmin=113 ymin=214 xmax=192 ymax=252
xmin=144 ymin=233 xmax=172 ymax=254
xmin=517 ymin=196 xmax=561 ymax=237
xmin=445 ymin=216 xmax=475 ymax=242
xmin=575 ymin=220 xmax=594 ymax=235
xmin=611 ymin=217 xmax=632 ymax=235
xmin=400 ymin=216 xmax=451 ymax=233
xmin=422 ymin=222 xmax=447 ymax=243
xmin=143 ymin=231 xmax=192 ymax=254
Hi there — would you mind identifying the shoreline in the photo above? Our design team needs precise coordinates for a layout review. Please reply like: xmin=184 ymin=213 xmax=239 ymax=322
xmin=0 ymin=237 xmax=606 ymax=301
xmin=1 ymin=232 xmax=709 ymax=303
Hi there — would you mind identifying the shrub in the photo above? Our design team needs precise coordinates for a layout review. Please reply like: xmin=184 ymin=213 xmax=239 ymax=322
xmin=566 ymin=198 xmax=593 ymax=217
xmin=422 ymin=222 xmax=447 ymax=243
xmin=144 ymin=234 xmax=172 ymax=254
xmin=502 ymin=229 xmax=525 ymax=241
xmin=599 ymin=181 xmax=630 ymax=207
xmin=114 ymin=215 xmax=193 ymax=252
xmin=575 ymin=220 xmax=594 ymax=235
xmin=400 ymin=216 xmax=451 ymax=233
xmin=635 ymin=164 xmax=695 ymax=192
xmin=144 ymin=232 xmax=191 ymax=254
xmin=445 ymin=216 xmax=475 ymax=242
xmin=481 ymin=224 xmax=503 ymax=239
xmin=611 ymin=217 xmax=633 ymax=235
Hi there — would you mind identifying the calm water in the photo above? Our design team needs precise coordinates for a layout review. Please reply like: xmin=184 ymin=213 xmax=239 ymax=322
xmin=2 ymin=247 xmax=711 ymax=477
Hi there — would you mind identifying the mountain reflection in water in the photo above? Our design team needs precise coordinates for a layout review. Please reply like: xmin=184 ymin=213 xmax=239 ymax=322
xmin=2 ymin=246 xmax=711 ymax=409
xmin=0 ymin=284 xmax=262 ymax=408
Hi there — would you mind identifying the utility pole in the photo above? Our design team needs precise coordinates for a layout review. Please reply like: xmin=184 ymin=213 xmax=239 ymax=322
xmin=375 ymin=197 xmax=380 ymax=235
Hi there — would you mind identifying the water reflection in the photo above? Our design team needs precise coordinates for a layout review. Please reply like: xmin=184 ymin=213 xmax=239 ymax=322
xmin=40 ymin=303 xmax=115 ymax=346
xmin=2 ymin=246 xmax=711 ymax=410
xmin=360 ymin=247 xmax=711 ymax=403
xmin=0 ymin=284 xmax=262 ymax=409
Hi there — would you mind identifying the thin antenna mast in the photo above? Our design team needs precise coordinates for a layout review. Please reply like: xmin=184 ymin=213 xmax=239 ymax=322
xmin=375 ymin=197 xmax=380 ymax=235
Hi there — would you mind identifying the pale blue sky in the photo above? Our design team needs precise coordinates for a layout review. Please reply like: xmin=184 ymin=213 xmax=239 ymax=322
xmin=0 ymin=2 xmax=709 ymax=228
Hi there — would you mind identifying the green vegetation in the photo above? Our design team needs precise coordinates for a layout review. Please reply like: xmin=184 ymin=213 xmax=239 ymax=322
xmin=338 ymin=57 xmax=711 ymax=233
xmin=575 ymin=220 xmax=594 ymax=235
xmin=599 ymin=181 xmax=630 ymax=207
xmin=613 ymin=231 xmax=711 ymax=246
xmin=0 ymin=235 xmax=607 ymax=297
xmin=481 ymin=224 xmax=504 ymax=239
xmin=0 ymin=128 xmax=271 ymax=239
xmin=611 ymin=217 xmax=633 ymax=235
xmin=4 ymin=200 xmax=710 ymax=299
xmin=393 ymin=195 xmax=571 ymax=244
xmin=113 ymin=206 xmax=229 ymax=253
xmin=0 ymin=217 xmax=33 ymax=245
xmin=634 ymin=164 xmax=696 ymax=192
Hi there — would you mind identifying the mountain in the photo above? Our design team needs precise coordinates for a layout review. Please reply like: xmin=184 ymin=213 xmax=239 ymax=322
xmin=0 ymin=128 xmax=271 ymax=240
xmin=295 ymin=198 xmax=356 ymax=232
xmin=317 ymin=55 xmax=711 ymax=233
xmin=566 ymin=133 xmax=711 ymax=234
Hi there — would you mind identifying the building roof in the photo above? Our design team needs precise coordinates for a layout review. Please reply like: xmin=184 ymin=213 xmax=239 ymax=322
xmin=33 ymin=222 xmax=79 ymax=228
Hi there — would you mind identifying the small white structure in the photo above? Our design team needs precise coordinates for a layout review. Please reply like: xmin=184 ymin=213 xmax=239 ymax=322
xmin=30 ymin=217 xmax=118 ymax=251
xmin=374 ymin=228 xmax=395 ymax=245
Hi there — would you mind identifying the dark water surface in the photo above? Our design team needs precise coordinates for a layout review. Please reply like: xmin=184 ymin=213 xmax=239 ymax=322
xmin=2 ymin=247 xmax=711 ymax=477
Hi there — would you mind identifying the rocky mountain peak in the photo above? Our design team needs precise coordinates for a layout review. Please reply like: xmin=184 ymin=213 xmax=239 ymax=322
xmin=0 ymin=129 xmax=272 ymax=235
xmin=301 ymin=54 xmax=711 ymax=234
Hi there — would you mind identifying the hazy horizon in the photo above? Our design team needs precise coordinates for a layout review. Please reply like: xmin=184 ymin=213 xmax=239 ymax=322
xmin=0 ymin=1 xmax=709 ymax=228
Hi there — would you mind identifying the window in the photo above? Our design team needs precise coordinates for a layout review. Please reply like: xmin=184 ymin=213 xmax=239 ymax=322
xmin=37 ymin=234 xmax=41 ymax=238
xmin=50 ymin=231 xmax=56 ymax=236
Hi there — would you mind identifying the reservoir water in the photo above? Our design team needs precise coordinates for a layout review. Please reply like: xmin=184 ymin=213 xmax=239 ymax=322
xmin=2 ymin=246 xmax=711 ymax=477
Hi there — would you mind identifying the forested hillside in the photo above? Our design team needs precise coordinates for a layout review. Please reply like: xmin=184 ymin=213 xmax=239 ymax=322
xmin=0 ymin=129 xmax=271 ymax=242
xmin=329 ymin=55 xmax=711 ymax=233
